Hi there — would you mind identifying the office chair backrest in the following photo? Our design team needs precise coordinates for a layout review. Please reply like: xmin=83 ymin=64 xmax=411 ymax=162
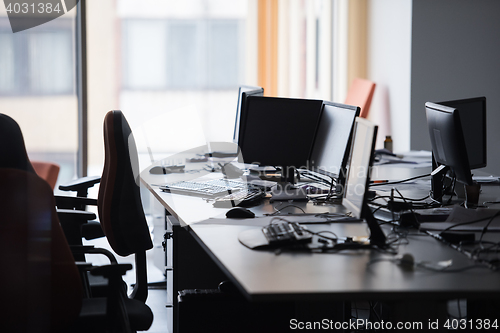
xmin=0 ymin=114 xmax=62 ymax=191
xmin=0 ymin=114 xmax=36 ymax=173
xmin=98 ymin=110 xmax=153 ymax=257
xmin=344 ymin=78 xmax=376 ymax=119
xmin=0 ymin=169 xmax=83 ymax=332
xmin=32 ymin=160 xmax=60 ymax=190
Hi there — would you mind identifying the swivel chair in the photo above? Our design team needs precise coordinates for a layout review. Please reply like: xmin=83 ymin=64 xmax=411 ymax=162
xmin=344 ymin=77 xmax=376 ymax=118
xmin=97 ymin=110 xmax=154 ymax=302
xmin=0 ymin=114 xmax=101 ymax=254
xmin=32 ymin=160 xmax=60 ymax=190
xmin=1 ymin=169 xmax=152 ymax=332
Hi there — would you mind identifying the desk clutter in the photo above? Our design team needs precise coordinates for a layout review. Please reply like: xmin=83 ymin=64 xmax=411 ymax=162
xmin=137 ymin=89 xmax=500 ymax=332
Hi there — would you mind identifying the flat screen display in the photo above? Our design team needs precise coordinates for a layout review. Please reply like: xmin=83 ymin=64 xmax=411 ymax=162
xmin=343 ymin=117 xmax=378 ymax=219
xmin=309 ymin=102 xmax=360 ymax=180
xmin=237 ymin=96 xmax=323 ymax=169
xmin=425 ymin=102 xmax=473 ymax=185
xmin=233 ymin=86 xmax=264 ymax=143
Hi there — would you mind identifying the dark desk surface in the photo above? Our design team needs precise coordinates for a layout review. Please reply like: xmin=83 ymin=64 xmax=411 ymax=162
xmin=141 ymin=147 xmax=500 ymax=303
xmin=190 ymin=222 xmax=500 ymax=302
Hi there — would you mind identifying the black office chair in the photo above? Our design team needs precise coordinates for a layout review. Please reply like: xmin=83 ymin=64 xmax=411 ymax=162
xmin=0 ymin=113 xmax=154 ymax=330
xmin=0 ymin=168 xmax=149 ymax=333
xmin=0 ymin=113 xmax=36 ymax=173
xmin=51 ymin=110 xmax=154 ymax=302
xmin=0 ymin=113 xmax=102 ymax=255
xmin=97 ymin=110 xmax=154 ymax=301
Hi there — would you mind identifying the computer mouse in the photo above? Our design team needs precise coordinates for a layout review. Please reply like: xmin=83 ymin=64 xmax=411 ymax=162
xmin=149 ymin=165 xmax=185 ymax=174
xmin=220 ymin=163 xmax=244 ymax=179
xmin=149 ymin=166 xmax=169 ymax=174
xmin=226 ymin=207 xmax=255 ymax=219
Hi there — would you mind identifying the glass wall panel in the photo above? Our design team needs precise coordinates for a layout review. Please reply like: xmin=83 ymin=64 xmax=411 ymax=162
xmin=0 ymin=7 xmax=78 ymax=191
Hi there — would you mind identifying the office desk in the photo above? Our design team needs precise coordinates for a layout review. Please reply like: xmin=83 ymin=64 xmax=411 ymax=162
xmin=190 ymin=222 xmax=500 ymax=302
xmin=140 ymin=143 xmax=354 ymax=226
xmin=141 ymin=149 xmax=500 ymax=331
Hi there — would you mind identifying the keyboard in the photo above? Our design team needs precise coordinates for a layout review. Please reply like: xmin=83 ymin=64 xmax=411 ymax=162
xmin=160 ymin=179 xmax=249 ymax=198
xmin=262 ymin=222 xmax=312 ymax=246
xmin=213 ymin=188 xmax=265 ymax=208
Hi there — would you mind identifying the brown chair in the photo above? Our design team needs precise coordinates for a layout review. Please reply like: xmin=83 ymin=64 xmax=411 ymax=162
xmin=0 ymin=114 xmax=153 ymax=331
xmin=0 ymin=113 xmax=100 ymax=252
xmin=0 ymin=169 xmax=142 ymax=332
xmin=54 ymin=110 xmax=154 ymax=303
xmin=344 ymin=78 xmax=376 ymax=118
xmin=32 ymin=160 xmax=60 ymax=190
xmin=98 ymin=110 xmax=154 ymax=302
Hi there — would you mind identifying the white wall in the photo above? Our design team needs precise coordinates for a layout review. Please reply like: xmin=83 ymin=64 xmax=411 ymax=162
xmin=367 ymin=0 xmax=412 ymax=152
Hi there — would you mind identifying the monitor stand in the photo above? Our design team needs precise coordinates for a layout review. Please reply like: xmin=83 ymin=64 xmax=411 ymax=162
xmin=430 ymin=156 xmax=448 ymax=203
xmin=431 ymin=156 xmax=480 ymax=207
xmin=362 ymin=202 xmax=387 ymax=247
xmin=270 ymin=166 xmax=308 ymax=202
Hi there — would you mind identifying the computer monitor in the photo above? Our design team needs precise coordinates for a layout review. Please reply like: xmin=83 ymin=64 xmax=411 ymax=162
xmin=309 ymin=101 xmax=360 ymax=187
xmin=343 ymin=117 xmax=385 ymax=246
xmin=425 ymin=102 xmax=473 ymax=186
xmin=438 ymin=97 xmax=486 ymax=169
xmin=237 ymin=96 xmax=323 ymax=181
xmin=233 ymin=86 xmax=264 ymax=143
xmin=343 ymin=117 xmax=378 ymax=220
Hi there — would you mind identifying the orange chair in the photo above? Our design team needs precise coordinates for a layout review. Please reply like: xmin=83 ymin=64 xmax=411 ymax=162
xmin=344 ymin=78 xmax=376 ymax=119
xmin=32 ymin=160 xmax=60 ymax=190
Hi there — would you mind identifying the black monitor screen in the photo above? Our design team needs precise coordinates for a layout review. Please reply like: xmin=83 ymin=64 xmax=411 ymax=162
xmin=238 ymin=96 xmax=323 ymax=168
xmin=309 ymin=102 xmax=360 ymax=180
xmin=233 ymin=86 xmax=264 ymax=143
xmin=425 ymin=102 xmax=473 ymax=185
xmin=439 ymin=97 xmax=486 ymax=169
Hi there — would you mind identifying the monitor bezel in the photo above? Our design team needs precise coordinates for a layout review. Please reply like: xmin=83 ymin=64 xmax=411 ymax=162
xmin=237 ymin=95 xmax=323 ymax=169
xmin=308 ymin=101 xmax=361 ymax=187
xmin=233 ymin=86 xmax=264 ymax=144
xmin=342 ymin=117 xmax=378 ymax=220
xmin=425 ymin=101 xmax=474 ymax=185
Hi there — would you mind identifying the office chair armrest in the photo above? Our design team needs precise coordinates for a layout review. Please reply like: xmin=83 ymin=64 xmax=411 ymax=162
xmin=57 ymin=210 xmax=104 ymax=241
xmin=75 ymin=261 xmax=130 ymax=300
xmin=59 ymin=175 xmax=101 ymax=197
xmin=81 ymin=221 xmax=105 ymax=240
xmin=90 ymin=263 xmax=133 ymax=278
xmin=58 ymin=210 xmax=99 ymax=246
xmin=70 ymin=245 xmax=118 ymax=264
xmin=55 ymin=195 xmax=98 ymax=210
xmin=57 ymin=208 xmax=96 ymax=222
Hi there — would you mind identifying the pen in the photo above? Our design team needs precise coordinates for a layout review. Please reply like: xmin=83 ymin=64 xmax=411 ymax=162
xmin=370 ymin=180 xmax=389 ymax=184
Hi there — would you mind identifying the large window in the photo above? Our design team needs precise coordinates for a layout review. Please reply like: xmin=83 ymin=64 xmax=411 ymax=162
xmin=86 ymin=0 xmax=252 ymax=175
xmin=0 ymin=11 xmax=78 ymax=189
xmin=122 ymin=19 xmax=243 ymax=90
xmin=0 ymin=18 xmax=74 ymax=96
